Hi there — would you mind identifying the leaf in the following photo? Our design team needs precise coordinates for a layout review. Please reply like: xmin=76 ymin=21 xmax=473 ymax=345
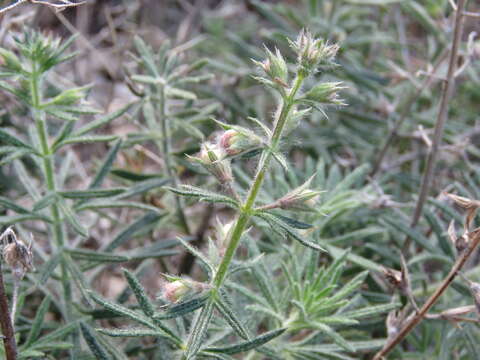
xmin=111 ymin=169 xmax=162 ymax=182
xmin=32 ymin=321 xmax=79 ymax=346
xmin=89 ymin=139 xmax=123 ymax=189
xmin=184 ymin=299 xmax=215 ymax=359
xmin=167 ymin=185 xmax=239 ymax=209
xmin=76 ymin=200 xmax=162 ymax=214
xmin=0 ymin=148 xmax=33 ymax=165
xmin=272 ymin=214 xmax=313 ymax=229
xmin=0 ymin=196 xmax=30 ymax=214
xmin=123 ymin=269 xmax=155 ymax=317
xmin=155 ymin=293 xmax=210 ymax=320
xmin=104 ymin=212 xmax=163 ymax=252
xmin=256 ymin=212 xmax=325 ymax=251
xmin=308 ymin=322 xmax=355 ymax=352
xmin=54 ymin=135 xmax=118 ymax=150
xmin=114 ymin=178 xmax=169 ymax=199
xmin=33 ymin=192 xmax=59 ymax=211
xmin=14 ymin=160 xmax=41 ymax=201
xmin=74 ymin=102 xmax=135 ymax=136
xmin=382 ymin=216 xmax=436 ymax=253
xmin=88 ymin=291 xmax=156 ymax=330
xmin=206 ymin=328 xmax=286 ymax=355
xmin=37 ymin=252 xmax=62 ymax=285
xmin=176 ymin=236 xmax=214 ymax=275
xmin=24 ymin=296 xmax=51 ymax=347
xmin=97 ymin=328 xmax=166 ymax=337
xmin=215 ymin=291 xmax=250 ymax=340
xmin=66 ymin=248 xmax=129 ymax=263
xmin=166 ymin=87 xmax=197 ymax=100
xmin=0 ymin=129 xmax=34 ymax=150
xmin=58 ymin=199 xmax=88 ymax=237
xmin=341 ymin=302 xmax=400 ymax=319
xmin=58 ymin=188 xmax=125 ymax=199
xmin=80 ymin=322 xmax=111 ymax=360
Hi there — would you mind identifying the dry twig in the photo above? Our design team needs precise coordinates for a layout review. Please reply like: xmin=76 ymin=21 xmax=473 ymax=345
xmin=402 ymin=0 xmax=467 ymax=252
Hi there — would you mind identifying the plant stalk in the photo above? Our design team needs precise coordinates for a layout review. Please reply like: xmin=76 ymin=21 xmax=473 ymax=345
xmin=0 ymin=262 xmax=17 ymax=360
xmin=157 ymin=85 xmax=191 ymax=236
xmin=213 ymin=74 xmax=303 ymax=288
xmin=31 ymin=72 xmax=72 ymax=323
xmin=373 ymin=228 xmax=480 ymax=359
xmin=403 ymin=0 xmax=467 ymax=252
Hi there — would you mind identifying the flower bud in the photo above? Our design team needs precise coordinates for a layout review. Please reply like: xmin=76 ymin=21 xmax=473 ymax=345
xmin=276 ymin=175 xmax=321 ymax=212
xmin=0 ymin=49 xmax=23 ymax=73
xmin=161 ymin=278 xmax=207 ymax=303
xmin=162 ymin=280 xmax=190 ymax=303
xmin=219 ymin=128 xmax=263 ymax=157
xmin=303 ymin=82 xmax=346 ymax=105
xmin=254 ymin=47 xmax=288 ymax=85
xmin=213 ymin=218 xmax=235 ymax=256
xmin=188 ymin=142 xmax=233 ymax=184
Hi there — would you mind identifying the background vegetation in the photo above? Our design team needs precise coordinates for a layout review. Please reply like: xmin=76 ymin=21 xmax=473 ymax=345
xmin=0 ymin=0 xmax=479 ymax=359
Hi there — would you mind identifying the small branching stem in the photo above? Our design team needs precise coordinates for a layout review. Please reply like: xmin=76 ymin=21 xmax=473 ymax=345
xmin=0 ymin=262 xmax=17 ymax=360
xmin=10 ymin=279 xmax=19 ymax=325
xmin=373 ymin=230 xmax=480 ymax=359
xmin=31 ymin=69 xmax=72 ymax=323
xmin=403 ymin=0 xmax=467 ymax=252
xmin=214 ymin=74 xmax=304 ymax=288
xmin=184 ymin=74 xmax=304 ymax=357
xmin=157 ymin=85 xmax=191 ymax=236
xmin=370 ymin=48 xmax=449 ymax=177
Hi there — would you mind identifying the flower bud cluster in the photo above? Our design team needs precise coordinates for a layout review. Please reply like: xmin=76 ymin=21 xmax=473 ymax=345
xmin=275 ymin=175 xmax=321 ymax=212
xmin=289 ymin=29 xmax=339 ymax=76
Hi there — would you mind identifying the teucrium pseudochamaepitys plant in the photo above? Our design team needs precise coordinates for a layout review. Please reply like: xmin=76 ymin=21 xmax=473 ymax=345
xmin=91 ymin=31 xmax=395 ymax=359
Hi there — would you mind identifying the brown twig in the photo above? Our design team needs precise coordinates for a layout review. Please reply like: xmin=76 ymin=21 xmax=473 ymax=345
xmin=370 ymin=48 xmax=448 ymax=177
xmin=402 ymin=0 xmax=467 ymax=252
xmin=0 ymin=262 xmax=17 ymax=360
xmin=373 ymin=228 xmax=480 ymax=359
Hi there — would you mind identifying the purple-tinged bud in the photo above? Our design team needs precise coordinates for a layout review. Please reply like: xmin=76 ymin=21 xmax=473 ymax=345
xmin=219 ymin=128 xmax=263 ymax=157
xmin=161 ymin=278 xmax=207 ymax=303
xmin=253 ymin=47 xmax=288 ymax=84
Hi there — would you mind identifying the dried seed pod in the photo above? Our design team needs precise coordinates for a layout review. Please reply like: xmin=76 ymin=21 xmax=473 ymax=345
xmin=382 ymin=267 xmax=404 ymax=290
xmin=1 ymin=227 xmax=34 ymax=281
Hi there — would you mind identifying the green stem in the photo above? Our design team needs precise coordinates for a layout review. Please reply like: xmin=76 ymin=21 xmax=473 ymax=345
xmin=156 ymin=86 xmax=191 ymax=235
xmin=213 ymin=74 xmax=304 ymax=288
xmin=31 ymin=71 xmax=72 ymax=323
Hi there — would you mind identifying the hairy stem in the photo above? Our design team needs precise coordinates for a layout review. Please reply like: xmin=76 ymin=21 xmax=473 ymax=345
xmin=0 ymin=262 xmax=17 ymax=360
xmin=373 ymin=229 xmax=480 ymax=359
xmin=31 ymin=71 xmax=72 ymax=324
xmin=403 ymin=0 xmax=467 ymax=252
xmin=184 ymin=74 xmax=304 ymax=358
xmin=214 ymin=74 xmax=303 ymax=288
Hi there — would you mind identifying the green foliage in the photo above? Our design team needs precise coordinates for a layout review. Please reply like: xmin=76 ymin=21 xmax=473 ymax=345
xmin=0 ymin=0 xmax=479 ymax=359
